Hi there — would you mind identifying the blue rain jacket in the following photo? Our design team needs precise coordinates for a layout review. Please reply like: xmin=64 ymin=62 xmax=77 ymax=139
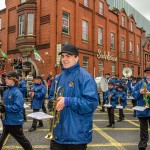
xmin=18 ymin=78 xmax=27 ymax=98
xmin=132 ymin=77 xmax=150 ymax=117
xmin=49 ymin=63 xmax=98 ymax=144
xmin=116 ymin=90 xmax=127 ymax=108
xmin=104 ymin=88 xmax=117 ymax=107
xmin=2 ymin=85 xmax=24 ymax=125
xmin=30 ymin=83 xmax=46 ymax=109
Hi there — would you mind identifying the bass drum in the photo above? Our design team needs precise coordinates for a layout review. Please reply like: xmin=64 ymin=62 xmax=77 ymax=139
xmin=0 ymin=119 xmax=3 ymax=136
xmin=95 ymin=77 xmax=108 ymax=92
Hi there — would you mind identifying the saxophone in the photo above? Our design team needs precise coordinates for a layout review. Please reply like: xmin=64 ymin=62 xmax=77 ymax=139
xmin=45 ymin=81 xmax=64 ymax=140
xmin=142 ymin=81 xmax=149 ymax=108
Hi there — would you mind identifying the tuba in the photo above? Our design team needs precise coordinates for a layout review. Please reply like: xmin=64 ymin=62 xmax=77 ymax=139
xmin=45 ymin=81 xmax=64 ymax=140
xmin=95 ymin=77 xmax=108 ymax=92
xmin=123 ymin=68 xmax=132 ymax=78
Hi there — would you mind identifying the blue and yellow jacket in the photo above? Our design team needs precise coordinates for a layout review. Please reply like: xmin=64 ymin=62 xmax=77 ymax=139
xmin=49 ymin=63 xmax=98 ymax=144
xmin=2 ymin=85 xmax=24 ymax=125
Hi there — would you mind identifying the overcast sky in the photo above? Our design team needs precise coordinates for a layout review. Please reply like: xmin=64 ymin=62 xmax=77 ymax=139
xmin=0 ymin=0 xmax=150 ymax=21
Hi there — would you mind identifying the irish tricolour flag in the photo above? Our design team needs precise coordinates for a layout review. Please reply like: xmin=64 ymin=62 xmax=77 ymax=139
xmin=33 ymin=46 xmax=44 ymax=63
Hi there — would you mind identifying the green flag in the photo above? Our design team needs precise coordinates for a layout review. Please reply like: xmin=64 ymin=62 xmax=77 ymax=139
xmin=0 ymin=50 xmax=8 ymax=59
xmin=33 ymin=47 xmax=44 ymax=63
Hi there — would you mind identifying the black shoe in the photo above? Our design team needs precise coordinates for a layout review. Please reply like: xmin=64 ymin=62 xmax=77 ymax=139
xmin=106 ymin=124 xmax=112 ymax=127
xmin=100 ymin=109 xmax=105 ymax=112
xmin=37 ymin=124 xmax=43 ymax=128
xmin=28 ymin=127 xmax=36 ymax=132
xmin=112 ymin=124 xmax=115 ymax=128
xmin=117 ymin=119 xmax=122 ymax=122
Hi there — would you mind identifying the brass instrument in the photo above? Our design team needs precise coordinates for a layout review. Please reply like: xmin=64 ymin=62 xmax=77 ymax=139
xmin=0 ymin=96 xmax=5 ymax=120
xmin=142 ymin=81 xmax=149 ymax=108
xmin=118 ymin=95 xmax=121 ymax=106
xmin=108 ymin=94 xmax=112 ymax=105
xmin=45 ymin=81 xmax=64 ymax=140
xmin=122 ymin=68 xmax=132 ymax=78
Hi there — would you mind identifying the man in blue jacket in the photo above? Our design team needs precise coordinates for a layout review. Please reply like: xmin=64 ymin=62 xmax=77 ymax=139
xmin=0 ymin=71 xmax=32 ymax=150
xmin=28 ymin=75 xmax=46 ymax=132
xmin=49 ymin=44 xmax=98 ymax=150
xmin=132 ymin=67 xmax=150 ymax=150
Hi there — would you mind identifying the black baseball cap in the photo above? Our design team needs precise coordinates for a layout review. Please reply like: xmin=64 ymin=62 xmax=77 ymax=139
xmin=5 ymin=71 xmax=19 ymax=79
xmin=58 ymin=44 xmax=79 ymax=55
xmin=34 ymin=75 xmax=43 ymax=80
xmin=144 ymin=67 xmax=150 ymax=72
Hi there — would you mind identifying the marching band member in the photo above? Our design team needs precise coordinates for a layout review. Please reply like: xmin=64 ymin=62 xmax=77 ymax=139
xmin=129 ymin=77 xmax=137 ymax=117
xmin=49 ymin=44 xmax=98 ymax=150
xmin=28 ymin=75 xmax=46 ymax=132
xmin=0 ymin=71 xmax=33 ymax=150
xmin=104 ymin=80 xmax=117 ymax=128
xmin=116 ymin=85 xmax=127 ymax=122
xmin=132 ymin=67 xmax=150 ymax=150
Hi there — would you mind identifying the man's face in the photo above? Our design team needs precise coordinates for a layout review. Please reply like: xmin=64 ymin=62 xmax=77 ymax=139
xmin=34 ymin=78 xmax=41 ymax=84
xmin=61 ymin=53 xmax=79 ymax=69
xmin=145 ymin=71 xmax=150 ymax=79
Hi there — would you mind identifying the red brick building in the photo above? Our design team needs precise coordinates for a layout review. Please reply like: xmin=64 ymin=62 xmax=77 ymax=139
xmin=0 ymin=0 xmax=150 ymax=78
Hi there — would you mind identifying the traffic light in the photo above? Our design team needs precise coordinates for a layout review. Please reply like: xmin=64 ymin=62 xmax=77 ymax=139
xmin=13 ymin=58 xmax=23 ymax=70
xmin=13 ymin=58 xmax=18 ymax=69
xmin=18 ymin=58 xmax=22 ymax=69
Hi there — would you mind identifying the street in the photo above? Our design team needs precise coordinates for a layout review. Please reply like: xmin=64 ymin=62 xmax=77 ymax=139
xmin=1 ymin=100 xmax=150 ymax=150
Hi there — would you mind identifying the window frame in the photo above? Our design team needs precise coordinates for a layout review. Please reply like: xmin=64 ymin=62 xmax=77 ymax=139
xmin=62 ymin=11 xmax=70 ymax=35
xmin=83 ymin=0 xmax=89 ymax=7
xmin=130 ymin=21 xmax=133 ymax=32
xmin=122 ymin=16 xmax=125 ymax=27
xmin=110 ymin=32 xmax=115 ymax=49
xmin=82 ymin=20 xmax=88 ymax=41
xmin=112 ymin=62 xmax=115 ymax=76
xmin=27 ymin=13 xmax=34 ymax=35
xmin=20 ymin=0 xmax=26 ymax=3
xmin=18 ymin=14 xmax=25 ymax=36
xmin=98 ymin=60 xmax=103 ymax=76
xmin=83 ymin=56 xmax=89 ymax=71
xmin=99 ymin=1 xmax=104 ymax=15
xmin=121 ymin=37 xmax=125 ymax=53
xmin=129 ymin=41 xmax=133 ymax=55
xmin=98 ymin=27 xmax=103 ymax=45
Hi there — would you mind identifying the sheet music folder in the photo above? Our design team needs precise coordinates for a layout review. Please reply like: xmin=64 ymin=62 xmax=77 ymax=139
xmin=27 ymin=112 xmax=54 ymax=120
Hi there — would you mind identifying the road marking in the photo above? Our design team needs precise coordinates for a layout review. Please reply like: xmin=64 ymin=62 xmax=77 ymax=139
xmin=93 ymin=124 xmax=127 ymax=150
xmin=115 ymin=114 xmax=140 ymax=127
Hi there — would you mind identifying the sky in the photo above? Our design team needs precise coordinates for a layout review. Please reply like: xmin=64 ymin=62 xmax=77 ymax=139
xmin=0 ymin=0 xmax=150 ymax=21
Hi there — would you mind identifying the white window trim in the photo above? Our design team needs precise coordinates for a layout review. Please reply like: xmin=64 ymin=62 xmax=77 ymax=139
xmin=84 ymin=0 xmax=88 ymax=7
xmin=27 ymin=13 xmax=34 ymax=35
xmin=82 ymin=20 xmax=88 ymax=41
xmin=62 ymin=12 xmax=70 ymax=34
xmin=98 ymin=27 xmax=103 ymax=45
xmin=99 ymin=2 xmax=104 ymax=15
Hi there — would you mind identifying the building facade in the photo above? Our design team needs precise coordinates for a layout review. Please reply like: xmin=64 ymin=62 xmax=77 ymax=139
xmin=0 ymin=0 xmax=150 ymax=78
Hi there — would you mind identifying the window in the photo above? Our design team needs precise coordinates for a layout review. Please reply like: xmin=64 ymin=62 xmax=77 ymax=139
xmin=122 ymin=16 xmax=125 ymax=27
xmin=84 ymin=0 xmax=88 ymax=7
xmin=137 ymin=44 xmax=140 ymax=58
xmin=98 ymin=27 xmax=103 ymax=45
xmin=83 ymin=56 xmax=89 ymax=71
xmin=27 ymin=13 xmax=34 ymax=35
xmin=121 ymin=37 xmax=125 ymax=53
xmin=62 ymin=12 xmax=69 ymax=34
xmin=19 ymin=14 xmax=25 ymax=36
xmin=82 ymin=20 xmax=88 ymax=40
xmin=129 ymin=41 xmax=133 ymax=54
xmin=130 ymin=21 xmax=133 ymax=32
xmin=99 ymin=2 xmax=104 ymax=15
xmin=110 ymin=32 xmax=115 ymax=49
xmin=21 ymin=0 xmax=26 ymax=3
xmin=0 ymin=18 xmax=1 ymax=30
xmin=122 ymin=64 xmax=125 ymax=76
xmin=98 ymin=60 xmax=103 ymax=76
xmin=112 ymin=62 xmax=115 ymax=76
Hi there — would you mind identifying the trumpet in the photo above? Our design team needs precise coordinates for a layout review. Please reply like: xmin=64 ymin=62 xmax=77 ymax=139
xmin=45 ymin=81 xmax=64 ymax=140
xmin=142 ymin=81 xmax=149 ymax=108
xmin=108 ymin=94 xmax=112 ymax=105
xmin=0 ymin=96 xmax=5 ymax=120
